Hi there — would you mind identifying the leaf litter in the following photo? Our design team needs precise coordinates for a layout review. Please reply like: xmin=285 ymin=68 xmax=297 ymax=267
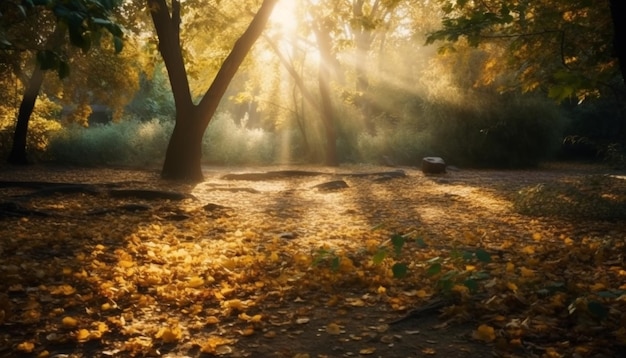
xmin=0 ymin=164 xmax=625 ymax=357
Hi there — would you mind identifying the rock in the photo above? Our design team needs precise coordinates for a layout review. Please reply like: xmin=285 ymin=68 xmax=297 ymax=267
xmin=203 ymin=203 xmax=228 ymax=212
xmin=422 ymin=157 xmax=446 ymax=174
xmin=313 ymin=180 xmax=349 ymax=191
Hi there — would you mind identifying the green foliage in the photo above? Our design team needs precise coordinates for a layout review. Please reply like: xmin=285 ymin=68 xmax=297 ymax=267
xmin=125 ymin=67 xmax=176 ymax=121
xmin=47 ymin=118 xmax=173 ymax=166
xmin=427 ymin=0 xmax=621 ymax=102
xmin=20 ymin=0 xmax=125 ymax=78
xmin=45 ymin=113 xmax=277 ymax=166
xmin=312 ymin=248 xmax=341 ymax=272
xmin=357 ymin=86 xmax=565 ymax=168
xmin=372 ymin=232 xmax=493 ymax=294
xmin=202 ymin=115 xmax=276 ymax=165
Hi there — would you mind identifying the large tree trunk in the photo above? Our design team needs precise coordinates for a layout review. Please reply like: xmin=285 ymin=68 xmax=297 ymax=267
xmin=150 ymin=0 xmax=277 ymax=181
xmin=8 ymin=64 xmax=44 ymax=165
xmin=161 ymin=106 xmax=205 ymax=180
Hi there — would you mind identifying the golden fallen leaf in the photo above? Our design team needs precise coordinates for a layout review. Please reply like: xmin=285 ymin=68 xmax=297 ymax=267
xmin=200 ymin=336 xmax=236 ymax=354
xmin=359 ymin=347 xmax=376 ymax=355
xmin=421 ymin=347 xmax=436 ymax=355
xmin=326 ymin=323 xmax=342 ymax=335
xmin=155 ymin=325 xmax=182 ymax=343
xmin=240 ymin=326 xmax=255 ymax=336
xmin=520 ymin=267 xmax=535 ymax=278
xmin=506 ymin=262 xmax=515 ymax=273
xmin=472 ymin=324 xmax=496 ymax=342
xmin=75 ymin=329 xmax=91 ymax=342
xmin=16 ymin=341 xmax=35 ymax=353
xmin=187 ymin=276 xmax=205 ymax=288
xmin=62 ymin=316 xmax=78 ymax=328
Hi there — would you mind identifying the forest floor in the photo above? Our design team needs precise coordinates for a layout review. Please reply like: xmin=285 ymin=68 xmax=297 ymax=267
xmin=0 ymin=162 xmax=625 ymax=358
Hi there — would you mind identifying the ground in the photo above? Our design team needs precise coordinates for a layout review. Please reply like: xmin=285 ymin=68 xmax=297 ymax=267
xmin=0 ymin=163 xmax=625 ymax=358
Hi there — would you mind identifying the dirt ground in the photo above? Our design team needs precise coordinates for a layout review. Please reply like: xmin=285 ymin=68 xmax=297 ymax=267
xmin=0 ymin=163 xmax=625 ymax=358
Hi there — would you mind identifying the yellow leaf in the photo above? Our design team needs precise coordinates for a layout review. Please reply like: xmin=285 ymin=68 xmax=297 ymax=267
xmin=16 ymin=341 xmax=35 ymax=353
xmin=377 ymin=286 xmax=387 ymax=294
xmin=206 ymin=316 xmax=220 ymax=325
xmin=452 ymin=284 xmax=470 ymax=295
xmin=269 ymin=251 xmax=280 ymax=262
xmin=520 ymin=267 xmax=535 ymax=278
xmin=156 ymin=325 xmax=182 ymax=343
xmin=543 ymin=347 xmax=562 ymax=357
xmin=326 ymin=323 xmax=342 ymax=335
xmin=532 ymin=233 xmax=542 ymax=241
xmin=200 ymin=336 xmax=235 ymax=354
xmin=62 ymin=316 xmax=78 ymax=328
xmin=507 ymin=282 xmax=518 ymax=292
xmin=51 ymin=284 xmax=76 ymax=296
xmin=326 ymin=295 xmax=339 ymax=307
xmin=240 ymin=326 xmax=255 ymax=336
xmin=421 ymin=347 xmax=436 ymax=355
xmin=249 ymin=314 xmax=262 ymax=323
xmin=521 ymin=246 xmax=535 ymax=254
xmin=359 ymin=347 xmax=376 ymax=355
xmin=472 ymin=324 xmax=496 ymax=342
xmin=75 ymin=329 xmax=90 ymax=342
xmin=118 ymin=260 xmax=134 ymax=268
xmin=187 ymin=276 xmax=204 ymax=288
xmin=563 ymin=237 xmax=574 ymax=246
xmin=590 ymin=283 xmax=605 ymax=292
xmin=223 ymin=299 xmax=247 ymax=311
xmin=506 ymin=262 xmax=515 ymax=273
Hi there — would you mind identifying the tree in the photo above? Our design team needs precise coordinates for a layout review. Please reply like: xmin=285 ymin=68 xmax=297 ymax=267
xmin=2 ymin=0 xmax=124 ymax=165
xmin=426 ymin=0 xmax=623 ymax=101
xmin=148 ymin=0 xmax=278 ymax=181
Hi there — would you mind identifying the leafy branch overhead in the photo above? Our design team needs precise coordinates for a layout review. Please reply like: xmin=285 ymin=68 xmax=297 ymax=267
xmin=20 ymin=0 xmax=124 ymax=78
xmin=426 ymin=0 xmax=622 ymax=102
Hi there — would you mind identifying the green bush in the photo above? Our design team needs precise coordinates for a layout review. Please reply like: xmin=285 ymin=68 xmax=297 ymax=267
xmin=47 ymin=118 xmax=173 ymax=166
xmin=356 ymin=90 xmax=565 ymax=168
xmin=46 ymin=113 xmax=279 ymax=167
xmin=202 ymin=114 xmax=276 ymax=165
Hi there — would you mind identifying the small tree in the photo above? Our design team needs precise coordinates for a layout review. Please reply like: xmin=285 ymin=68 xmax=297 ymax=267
xmin=3 ymin=0 xmax=124 ymax=165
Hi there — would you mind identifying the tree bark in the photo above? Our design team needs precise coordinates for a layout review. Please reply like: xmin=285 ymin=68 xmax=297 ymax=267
xmin=7 ymin=64 xmax=44 ymax=165
xmin=150 ymin=0 xmax=278 ymax=181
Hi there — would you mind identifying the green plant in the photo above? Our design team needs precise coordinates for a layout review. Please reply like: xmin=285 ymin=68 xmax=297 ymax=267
xmin=372 ymin=233 xmax=493 ymax=295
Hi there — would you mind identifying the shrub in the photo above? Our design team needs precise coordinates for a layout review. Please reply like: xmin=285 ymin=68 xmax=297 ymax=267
xmin=356 ymin=91 xmax=565 ymax=168
xmin=202 ymin=114 xmax=276 ymax=165
xmin=47 ymin=118 xmax=173 ymax=166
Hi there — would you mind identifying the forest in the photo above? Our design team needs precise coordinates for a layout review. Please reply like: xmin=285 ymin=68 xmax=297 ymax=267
xmin=1 ymin=0 xmax=625 ymax=357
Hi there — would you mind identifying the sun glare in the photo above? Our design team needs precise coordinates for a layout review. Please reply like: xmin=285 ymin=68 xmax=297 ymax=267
xmin=269 ymin=0 xmax=299 ymax=35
